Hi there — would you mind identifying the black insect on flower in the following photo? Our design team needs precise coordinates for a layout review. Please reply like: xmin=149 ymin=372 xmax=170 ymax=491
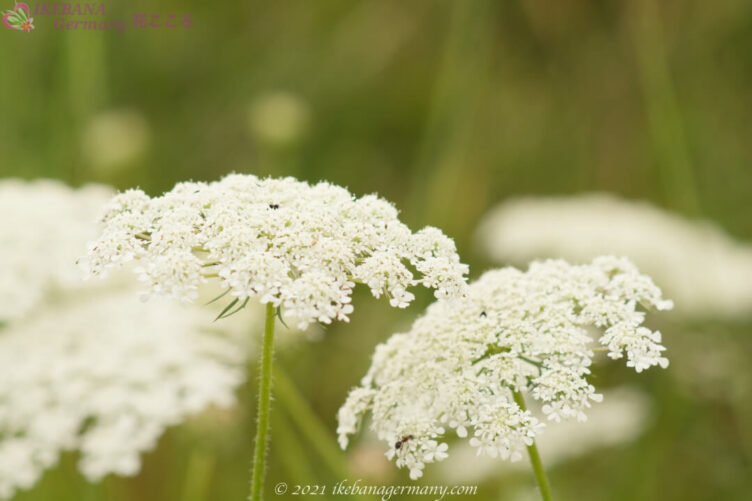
xmin=394 ymin=434 xmax=414 ymax=450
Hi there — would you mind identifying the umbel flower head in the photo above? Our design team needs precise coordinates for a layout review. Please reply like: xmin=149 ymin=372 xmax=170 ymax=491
xmin=337 ymin=257 xmax=672 ymax=480
xmin=0 ymin=290 xmax=245 ymax=500
xmin=0 ymin=179 xmax=251 ymax=499
xmin=0 ymin=179 xmax=113 ymax=322
xmin=81 ymin=174 xmax=468 ymax=329
xmin=476 ymin=193 xmax=752 ymax=318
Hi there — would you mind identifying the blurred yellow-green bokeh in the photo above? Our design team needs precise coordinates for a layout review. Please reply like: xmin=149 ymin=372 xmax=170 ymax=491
xmin=2 ymin=1 xmax=752 ymax=500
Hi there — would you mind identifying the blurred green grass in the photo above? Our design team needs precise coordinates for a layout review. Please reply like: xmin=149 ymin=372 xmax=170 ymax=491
xmin=2 ymin=0 xmax=752 ymax=499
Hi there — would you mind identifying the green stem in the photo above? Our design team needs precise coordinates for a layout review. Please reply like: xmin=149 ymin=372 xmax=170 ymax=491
xmin=182 ymin=451 xmax=215 ymax=501
xmin=249 ymin=302 xmax=276 ymax=501
xmin=512 ymin=390 xmax=553 ymax=501
xmin=273 ymin=366 xmax=351 ymax=479
xmin=631 ymin=0 xmax=698 ymax=215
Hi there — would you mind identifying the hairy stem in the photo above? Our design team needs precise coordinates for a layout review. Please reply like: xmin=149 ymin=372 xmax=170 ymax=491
xmin=512 ymin=390 xmax=553 ymax=501
xmin=249 ymin=302 xmax=276 ymax=501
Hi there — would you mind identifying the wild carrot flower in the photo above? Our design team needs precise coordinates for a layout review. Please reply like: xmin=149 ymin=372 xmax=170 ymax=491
xmin=338 ymin=257 xmax=672 ymax=482
xmin=0 ymin=179 xmax=113 ymax=322
xmin=436 ymin=386 xmax=650 ymax=483
xmin=0 ymin=290 xmax=245 ymax=500
xmin=476 ymin=193 xmax=752 ymax=318
xmin=80 ymin=173 xmax=467 ymax=501
xmin=0 ymin=179 xmax=249 ymax=500
xmin=81 ymin=173 xmax=468 ymax=329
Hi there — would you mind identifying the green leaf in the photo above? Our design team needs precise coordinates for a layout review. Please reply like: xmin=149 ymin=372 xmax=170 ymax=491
xmin=214 ymin=297 xmax=250 ymax=321
xmin=276 ymin=306 xmax=289 ymax=329
xmin=213 ymin=298 xmax=239 ymax=322
xmin=205 ymin=288 xmax=231 ymax=305
xmin=221 ymin=297 xmax=250 ymax=319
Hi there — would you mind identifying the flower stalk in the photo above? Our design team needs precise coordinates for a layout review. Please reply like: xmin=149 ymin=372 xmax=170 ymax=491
xmin=249 ymin=302 xmax=276 ymax=501
xmin=512 ymin=390 xmax=553 ymax=501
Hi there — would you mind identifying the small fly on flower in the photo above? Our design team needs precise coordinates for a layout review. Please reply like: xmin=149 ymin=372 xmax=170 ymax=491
xmin=268 ymin=204 xmax=279 ymax=210
xmin=394 ymin=434 xmax=414 ymax=450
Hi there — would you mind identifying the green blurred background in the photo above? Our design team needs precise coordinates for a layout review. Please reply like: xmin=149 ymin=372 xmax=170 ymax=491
xmin=2 ymin=0 xmax=752 ymax=499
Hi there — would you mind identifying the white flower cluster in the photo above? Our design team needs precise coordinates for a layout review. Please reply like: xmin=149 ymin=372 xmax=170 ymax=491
xmin=0 ymin=179 xmax=249 ymax=499
xmin=0 ymin=179 xmax=114 ymax=322
xmin=338 ymin=257 xmax=672 ymax=480
xmin=0 ymin=290 xmax=245 ymax=499
xmin=476 ymin=193 xmax=752 ymax=318
xmin=437 ymin=386 xmax=650 ymax=483
xmin=81 ymin=174 xmax=468 ymax=329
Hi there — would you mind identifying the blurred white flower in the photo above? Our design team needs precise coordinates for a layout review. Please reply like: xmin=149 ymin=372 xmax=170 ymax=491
xmin=0 ymin=179 xmax=114 ymax=322
xmin=476 ymin=193 xmax=752 ymax=318
xmin=247 ymin=91 xmax=310 ymax=146
xmin=81 ymin=109 xmax=150 ymax=172
xmin=0 ymin=179 xmax=255 ymax=499
xmin=437 ymin=386 xmax=650 ymax=483
xmin=0 ymin=290 xmax=245 ymax=499
xmin=338 ymin=257 xmax=671 ymax=480
xmin=81 ymin=174 xmax=468 ymax=330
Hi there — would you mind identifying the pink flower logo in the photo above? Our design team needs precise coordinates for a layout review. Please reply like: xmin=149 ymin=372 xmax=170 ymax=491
xmin=2 ymin=2 xmax=34 ymax=32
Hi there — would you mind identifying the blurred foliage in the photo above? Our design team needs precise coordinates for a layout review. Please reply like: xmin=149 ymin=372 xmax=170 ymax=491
xmin=2 ymin=0 xmax=752 ymax=500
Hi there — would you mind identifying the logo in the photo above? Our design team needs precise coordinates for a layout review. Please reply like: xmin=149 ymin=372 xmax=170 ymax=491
xmin=1 ymin=3 xmax=193 ymax=32
xmin=2 ymin=2 xmax=34 ymax=32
